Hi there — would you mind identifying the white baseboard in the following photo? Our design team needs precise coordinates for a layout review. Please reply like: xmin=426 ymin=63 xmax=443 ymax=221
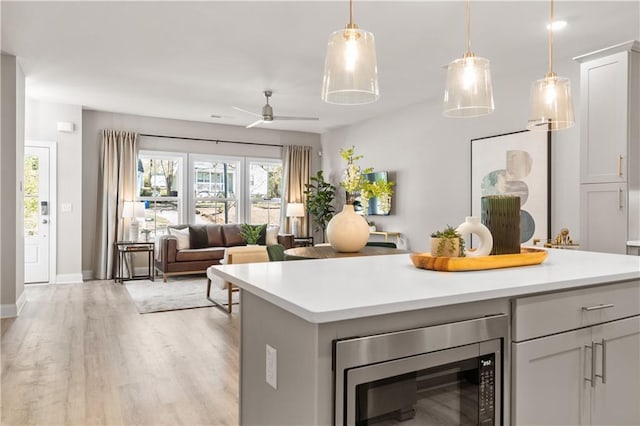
xmin=82 ymin=270 xmax=94 ymax=281
xmin=56 ymin=273 xmax=84 ymax=284
xmin=0 ymin=289 xmax=27 ymax=318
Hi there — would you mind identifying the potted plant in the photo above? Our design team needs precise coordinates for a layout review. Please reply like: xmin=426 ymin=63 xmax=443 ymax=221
xmin=240 ymin=223 xmax=266 ymax=245
xmin=430 ymin=225 xmax=466 ymax=257
xmin=304 ymin=171 xmax=336 ymax=243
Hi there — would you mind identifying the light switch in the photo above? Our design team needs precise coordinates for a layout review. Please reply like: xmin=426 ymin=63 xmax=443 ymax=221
xmin=61 ymin=203 xmax=72 ymax=213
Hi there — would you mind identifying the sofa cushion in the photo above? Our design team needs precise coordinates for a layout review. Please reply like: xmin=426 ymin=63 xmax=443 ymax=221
xmin=175 ymin=247 xmax=225 ymax=262
xmin=206 ymin=224 xmax=224 ymax=247
xmin=266 ymin=225 xmax=279 ymax=246
xmin=168 ymin=227 xmax=190 ymax=250
xmin=189 ymin=225 xmax=209 ymax=249
xmin=221 ymin=224 xmax=245 ymax=247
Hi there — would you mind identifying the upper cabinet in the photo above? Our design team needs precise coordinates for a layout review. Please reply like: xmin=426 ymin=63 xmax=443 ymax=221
xmin=575 ymin=41 xmax=640 ymax=253
xmin=579 ymin=50 xmax=630 ymax=183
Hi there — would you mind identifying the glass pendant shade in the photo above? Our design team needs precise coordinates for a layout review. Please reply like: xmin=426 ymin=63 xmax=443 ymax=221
xmin=527 ymin=74 xmax=575 ymax=130
xmin=443 ymin=55 xmax=495 ymax=117
xmin=321 ymin=27 xmax=379 ymax=105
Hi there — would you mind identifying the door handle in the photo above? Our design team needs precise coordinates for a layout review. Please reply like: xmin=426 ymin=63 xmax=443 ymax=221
xmin=584 ymin=342 xmax=596 ymax=387
xmin=617 ymin=155 xmax=624 ymax=177
xmin=42 ymin=219 xmax=49 ymax=224
xmin=618 ymin=188 xmax=624 ymax=210
xmin=582 ymin=303 xmax=614 ymax=311
xmin=595 ymin=339 xmax=607 ymax=384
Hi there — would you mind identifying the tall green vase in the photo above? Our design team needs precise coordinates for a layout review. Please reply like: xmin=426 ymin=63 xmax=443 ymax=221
xmin=481 ymin=195 xmax=521 ymax=255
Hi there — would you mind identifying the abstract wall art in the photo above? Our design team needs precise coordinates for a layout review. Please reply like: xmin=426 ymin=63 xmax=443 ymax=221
xmin=471 ymin=130 xmax=551 ymax=244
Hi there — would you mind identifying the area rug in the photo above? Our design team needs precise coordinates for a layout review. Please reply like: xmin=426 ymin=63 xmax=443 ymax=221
xmin=124 ymin=277 xmax=239 ymax=314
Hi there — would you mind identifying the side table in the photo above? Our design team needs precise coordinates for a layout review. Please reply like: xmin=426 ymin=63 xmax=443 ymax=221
xmin=114 ymin=241 xmax=155 ymax=283
xmin=294 ymin=236 xmax=314 ymax=247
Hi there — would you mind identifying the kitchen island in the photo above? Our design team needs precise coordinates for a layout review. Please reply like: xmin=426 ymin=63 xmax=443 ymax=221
xmin=211 ymin=249 xmax=640 ymax=425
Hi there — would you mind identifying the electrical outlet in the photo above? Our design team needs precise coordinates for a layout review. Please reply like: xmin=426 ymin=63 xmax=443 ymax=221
xmin=266 ymin=344 xmax=277 ymax=389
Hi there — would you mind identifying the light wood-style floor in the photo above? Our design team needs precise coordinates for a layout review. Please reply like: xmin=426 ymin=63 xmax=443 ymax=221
xmin=1 ymin=280 xmax=240 ymax=426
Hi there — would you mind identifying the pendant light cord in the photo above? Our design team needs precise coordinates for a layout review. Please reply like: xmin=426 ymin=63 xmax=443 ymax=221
xmin=466 ymin=0 xmax=471 ymax=54
xmin=349 ymin=0 xmax=354 ymax=27
xmin=548 ymin=0 xmax=554 ymax=75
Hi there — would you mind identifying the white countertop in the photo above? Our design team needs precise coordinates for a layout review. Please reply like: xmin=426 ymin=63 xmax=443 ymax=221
xmin=211 ymin=249 xmax=640 ymax=323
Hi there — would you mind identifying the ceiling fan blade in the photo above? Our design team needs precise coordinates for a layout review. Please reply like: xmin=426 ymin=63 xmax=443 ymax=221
xmin=273 ymin=116 xmax=320 ymax=121
xmin=246 ymin=119 xmax=264 ymax=128
xmin=233 ymin=106 xmax=262 ymax=118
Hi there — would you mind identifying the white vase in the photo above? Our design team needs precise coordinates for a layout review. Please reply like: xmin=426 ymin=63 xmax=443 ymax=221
xmin=455 ymin=216 xmax=493 ymax=257
xmin=326 ymin=204 xmax=370 ymax=252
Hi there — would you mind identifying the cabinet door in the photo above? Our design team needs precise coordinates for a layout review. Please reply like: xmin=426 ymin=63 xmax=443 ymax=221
xmin=580 ymin=51 xmax=629 ymax=183
xmin=590 ymin=316 xmax=640 ymax=425
xmin=580 ymin=183 xmax=628 ymax=254
xmin=512 ymin=328 xmax=592 ymax=425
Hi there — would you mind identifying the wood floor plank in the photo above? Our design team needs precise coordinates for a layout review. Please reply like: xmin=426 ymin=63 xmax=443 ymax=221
xmin=1 ymin=280 xmax=240 ymax=425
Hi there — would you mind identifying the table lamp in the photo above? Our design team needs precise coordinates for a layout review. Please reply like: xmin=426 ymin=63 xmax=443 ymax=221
xmin=286 ymin=203 xmax=305 ymax=237
xmin=122 ymin=201 xmax=146 ymax=241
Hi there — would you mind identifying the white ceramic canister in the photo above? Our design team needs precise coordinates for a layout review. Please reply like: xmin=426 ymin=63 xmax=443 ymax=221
xmin=455 ymin=216 xmax=493 ymax=257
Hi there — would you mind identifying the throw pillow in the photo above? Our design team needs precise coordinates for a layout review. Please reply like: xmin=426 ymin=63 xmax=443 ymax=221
xmin=266 ymin=225 xmax=280 ymax=246
xmin=256 ymin=224 xmax=268 ymax=246
xmin=189 ymin=225 xmax=209 ymax=249
xmin=168 ymin=227 xmax=190 ymax=250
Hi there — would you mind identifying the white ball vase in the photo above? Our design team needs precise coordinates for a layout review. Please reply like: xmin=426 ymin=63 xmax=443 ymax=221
xmin=455 ymin=216 xmax=493 ymax=257
xmin=326 ymin=204 xmax=370 ymax=252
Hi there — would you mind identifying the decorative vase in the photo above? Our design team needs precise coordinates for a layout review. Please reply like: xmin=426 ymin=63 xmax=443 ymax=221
xmin=326 ymin=204 xmax=370 ymax=252
xmin=481 ymin=195 xmax=521 ymax=255
xmin=455 ymin=216 xmax=493 ymax=257
xmin=430 ymin=237 xmax=461 ymax=257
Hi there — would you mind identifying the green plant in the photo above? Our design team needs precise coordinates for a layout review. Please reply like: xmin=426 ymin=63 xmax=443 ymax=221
xmin=431 ymin=225 xmax=466 ymax=257
xmin=304 ymin=171 xmax=336 ymax=243
xmin=339 ymin=146 xmax=372 ymax=204
xmin=240 ymin=223 xmax=266 ymax=245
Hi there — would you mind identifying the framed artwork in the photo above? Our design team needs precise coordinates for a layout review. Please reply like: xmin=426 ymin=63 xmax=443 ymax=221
xmin=471 ymin=129 xmax=551 ymax=244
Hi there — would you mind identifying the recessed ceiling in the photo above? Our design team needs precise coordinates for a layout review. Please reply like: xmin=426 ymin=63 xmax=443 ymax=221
xmin=2 ymin=1 xmax=638 ymax=134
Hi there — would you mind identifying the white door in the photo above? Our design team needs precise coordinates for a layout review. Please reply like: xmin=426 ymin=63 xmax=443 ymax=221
xmin=591 ymin=316 xmax=640 ymax=425
xmin=24 ymin=146 xmax=50 ymax=283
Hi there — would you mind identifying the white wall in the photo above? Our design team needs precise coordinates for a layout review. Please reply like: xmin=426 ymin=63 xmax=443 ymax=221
xmin=1 ymin=54 xmax=26 ymax=318
xmin=25 ymin=100 xmax=83 ymax=283
xmin=321 ymin=58 xmax=580 ymax=252
xmin=82 ymin=110 xmax=322 ymax=277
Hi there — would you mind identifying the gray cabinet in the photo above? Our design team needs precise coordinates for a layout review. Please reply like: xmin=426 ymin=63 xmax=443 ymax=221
xmin=511 ymin=281 xmax=640 ymax=425
xmin=512 ymin=316 xmax=640 ymax=425
xmin=576 ymin=41 xmax=640 ymax=253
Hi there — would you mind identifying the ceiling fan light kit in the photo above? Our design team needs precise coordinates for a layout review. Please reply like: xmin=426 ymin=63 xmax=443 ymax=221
xmin=321 ymin=0 xmax=379 ymax=105
xmin=443 ymin=0 xmax=495 ymax=117
xmin=527 ymin=0 xmax=575 ymax=131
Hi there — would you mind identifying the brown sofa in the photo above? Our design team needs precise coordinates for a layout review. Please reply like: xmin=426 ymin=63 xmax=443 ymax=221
xmin=154 ymin=224 xmax=294 ymax=282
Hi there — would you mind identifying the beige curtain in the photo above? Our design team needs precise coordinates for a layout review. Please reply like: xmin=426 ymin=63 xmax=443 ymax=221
xmin=94 ymin=130 xmax=138 ymax=280
xmin=281 ymin=145 xmax=311 ymax=236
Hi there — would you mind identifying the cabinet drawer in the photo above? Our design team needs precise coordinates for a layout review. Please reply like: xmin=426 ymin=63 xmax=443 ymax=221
xmin=512 ymin=280 xmax=640 ymax=341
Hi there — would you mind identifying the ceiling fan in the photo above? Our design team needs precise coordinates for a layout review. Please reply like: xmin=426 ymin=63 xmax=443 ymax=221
xmin=233 ymin=90 xmax=319 ymax=128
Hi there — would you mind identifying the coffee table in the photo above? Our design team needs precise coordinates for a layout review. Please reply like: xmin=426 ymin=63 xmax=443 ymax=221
xmin=283 ymin=245 xmax=406 ymax=260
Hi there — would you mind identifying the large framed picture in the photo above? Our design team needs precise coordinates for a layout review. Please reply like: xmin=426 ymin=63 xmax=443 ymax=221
xmin=471 ymin=129 xmax=551 ymax=244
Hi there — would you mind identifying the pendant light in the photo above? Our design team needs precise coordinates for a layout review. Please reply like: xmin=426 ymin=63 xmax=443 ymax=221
xmin=443 ymin=0 xmax=494 ymax=117
xmin=321 ymin=0 xmax=379 ymax=105
xmin=527 ymin=0 xmax=575 ymax=131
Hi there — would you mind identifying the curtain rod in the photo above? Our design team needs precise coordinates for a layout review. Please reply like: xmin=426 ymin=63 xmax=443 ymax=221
xmin=139 ymin=133 xmax=283 ymax=148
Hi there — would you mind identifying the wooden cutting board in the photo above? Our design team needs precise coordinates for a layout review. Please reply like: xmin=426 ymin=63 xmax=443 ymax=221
xmin=410 ymin=248 xmax=548 ymax=272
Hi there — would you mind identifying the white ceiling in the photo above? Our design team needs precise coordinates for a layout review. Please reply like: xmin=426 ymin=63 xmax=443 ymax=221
xmin=2 ymin=1 xmax=638 ymax=134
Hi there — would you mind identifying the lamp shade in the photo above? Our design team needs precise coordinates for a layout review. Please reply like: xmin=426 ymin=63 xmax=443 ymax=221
xmin=322 ymin=27 xmax=379 ymax=105
xmin=527 ymin=74 xmax=575 ymax=130
xmin=443 ymin=55 xmax=495 ymax=117
xmin=286 ymin=203 xmax=305 ymax=218
xmin=122 ymin=201 xmax=146 ymax=218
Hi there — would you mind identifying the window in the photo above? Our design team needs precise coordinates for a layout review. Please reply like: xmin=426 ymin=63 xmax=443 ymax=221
xmin=248 ymin=159 xmax=282 ymax=226
xmin=192 ymin=157 xmax=240 ymax=224
xmin=136 ymin=151 xmax=283 ymax=231
xmin=137 ymin=152 xmax=186 ymax=237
